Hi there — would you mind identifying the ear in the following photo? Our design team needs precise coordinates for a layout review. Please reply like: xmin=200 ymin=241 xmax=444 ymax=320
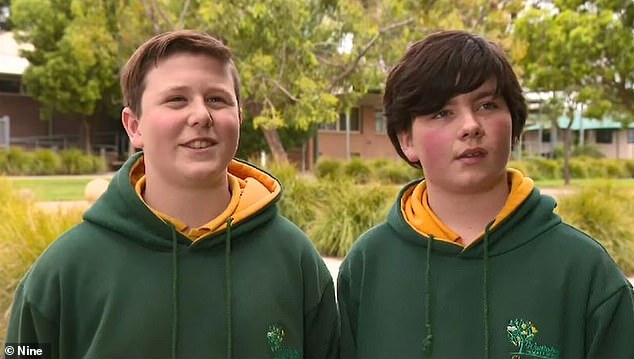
xmin=397 ymin=130 xmax=419 ymax=163
xmin=238 ymin=108 xmax=243 ymax=126
xmin=122 ymin=107 xmax=144 ymax=149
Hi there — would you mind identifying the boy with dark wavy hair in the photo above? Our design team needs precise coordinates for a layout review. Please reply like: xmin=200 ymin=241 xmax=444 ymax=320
xmin=338 ymin=30 xmax=634 ymax=358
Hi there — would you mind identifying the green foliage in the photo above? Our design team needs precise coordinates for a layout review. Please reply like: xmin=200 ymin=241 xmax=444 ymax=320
xmin=625 ymin=160 xmax=634 ymax=178
xmin=344 ymin=158 xmax=372 ymax=184
xmin=373 ymin=160 xmax=421 ymax=185
xmin=558 ymin=183 xmax=634 ymax=275
xmin=59 ymin=148 xmax=96 ymax=174
xmin=523 ymin=157 xmax=562 ymax=181
xmin=4 ymin=147 xmax=33 ymax=175
xmin=12 ymin=0 xmax=120 ymax=121
xmin=265 ymin=161 xmax=321 ymax=228
xmin=0 ymin=148 xmax=105 ymax=175
xmin=0 ymin=179 xmax=83 ymax=341
xmin=308 ymin=180 xmax=395 ymax=257
xmin=31 ymin=149 xmax=62 ymax=175
xmin=571 ymin=144 xmax=604 ymax=158
xmin=315 ymin=158 xmax=344 ymax=180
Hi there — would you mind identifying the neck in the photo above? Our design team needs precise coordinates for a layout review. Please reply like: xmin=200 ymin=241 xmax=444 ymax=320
xmin=144 ymin=174 xmax=231 ymax=228
xmin=427 ymin=175 xmax=509 ymax=246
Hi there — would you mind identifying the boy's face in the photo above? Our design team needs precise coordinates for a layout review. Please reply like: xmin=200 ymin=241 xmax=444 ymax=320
xmin=122 ymin=52 xmax=241 ymax=186
xmin=397 ymin=78 xmax=512 ymax=194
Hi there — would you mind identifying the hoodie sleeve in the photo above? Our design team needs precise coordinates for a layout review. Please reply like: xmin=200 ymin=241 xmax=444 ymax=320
xmin=303 ymin=279 xmax=339 ymax=359
xmin=301 ymin=247 xmax=340 ymax=359
xmin=585 ymin=283 xmax=634 ymax=358
xmin=337 ymin=256 xmax=360 ymax=359
xmin=5 ymin=281 xmax=59 ymax=359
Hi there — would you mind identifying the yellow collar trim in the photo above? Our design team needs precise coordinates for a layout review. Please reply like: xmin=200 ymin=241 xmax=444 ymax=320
xmin=402 ymin=168 xmax=534 ymax=248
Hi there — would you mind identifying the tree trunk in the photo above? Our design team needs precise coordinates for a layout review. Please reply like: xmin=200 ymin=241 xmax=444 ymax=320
xmin=82 ymin=117 xmax=92 ymax=154
xmin=562 ymin=111 xmax=574 ymax=186
xmin=262 ymin=128 xmax=288 ymax=163
xmin=562 ymin=127 xmax=571 ymax=185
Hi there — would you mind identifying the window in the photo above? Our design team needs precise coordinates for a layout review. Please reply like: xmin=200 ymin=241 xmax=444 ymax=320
xmin=0 ymin=78 xmax=21 ymax=94
xmin=541 ymin=130 xmax=551 ymax=143
xmin=375 ymin=110 xmax=386 ymax=134
xmin=320 ymin=107 xmax=361 ymax=132
xmin=628 ymin=129 xmax=634 ymax=144
xmin=595 ymin=129 xmax=613 ymax=144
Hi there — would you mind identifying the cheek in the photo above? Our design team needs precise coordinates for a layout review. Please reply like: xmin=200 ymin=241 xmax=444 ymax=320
xmin=417 ymin=130 xmax=452 ymax=166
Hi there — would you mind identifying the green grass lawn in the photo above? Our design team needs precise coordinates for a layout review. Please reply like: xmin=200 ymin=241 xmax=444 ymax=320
xmin=8 ymin=178 xmax=94 ymax=201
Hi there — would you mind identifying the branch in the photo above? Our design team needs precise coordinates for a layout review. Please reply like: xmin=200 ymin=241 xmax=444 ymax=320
xmin=330 ymin=18 xmax=414 ymax=89
xmin=176 ymin=0 xmax=192 ymax=29
xmin=278 ymin=42 xmax=286 ymax=80
xmin=272 ymin=79 xmax=300 ymax=103
xmin=151 ymin=0 xmax=174 ymax=31
xmin=139 ymin=0 xmax=162 ymax=33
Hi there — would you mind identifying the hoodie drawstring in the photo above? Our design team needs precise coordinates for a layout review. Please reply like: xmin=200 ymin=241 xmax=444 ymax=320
xmin=170 ymin=219 xmax=234 ymax=359
xmin=225 ymin=217 xmax=234 ymax=359
xmin=483 ymin=221 xmax=494 ymax=359
xmin=171 ymin=225 xmax=179 ymax=359
xmin=423 ymin=235 xmax=434 ymax=357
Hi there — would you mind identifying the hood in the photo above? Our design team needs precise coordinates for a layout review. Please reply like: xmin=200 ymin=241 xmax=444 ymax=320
xmin=387 ymin=179 xmax=562 ymax=258
xmin=83 ymin=151 xmax=282 ymax=251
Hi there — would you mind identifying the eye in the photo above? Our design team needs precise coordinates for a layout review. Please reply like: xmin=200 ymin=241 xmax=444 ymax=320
xmin=479 ymin=102 xmax=498 ymax=111
xmin=167 ymin=96 xmax=187 ymax=103
xmin=432 ymin=109 xmax=451 ymax=119
xmin=207 ymin=96 xmax=227 ymax=104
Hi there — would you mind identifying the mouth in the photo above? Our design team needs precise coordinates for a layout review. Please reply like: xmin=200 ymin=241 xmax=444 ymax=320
xmin=181 ymin=138 xmax=217 ymax=149
xmin=457 ymin=148 xmax=487 ymax=159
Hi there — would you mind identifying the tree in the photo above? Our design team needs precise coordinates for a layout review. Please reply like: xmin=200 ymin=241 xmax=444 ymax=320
xmin=11 ymin=0 xmax=523 ymax=160
xmin=513 ymin=3 xmax=615 ymax=184
xmin=195 ymin=0 xmax=524 ymax=161
xmin=11 ymin=0 xmax=121 ymax=152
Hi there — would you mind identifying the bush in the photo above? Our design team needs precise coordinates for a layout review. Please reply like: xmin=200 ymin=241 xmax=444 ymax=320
xmin=508 ymin=160 xmax=529 ymax=176
xmin=60 ymin=149 xmax=98 ymax=174
xmin=568 ymin=158 xmax=591 ymax=179
xmin=571 ymin=144 xmax=604 ymax=158
xmin=0 ymin=149 xmax=7 ymax=174
xmin=31 ymin=149 xmax=62 ymax=175
xmin=5 ymin=148 xmax=34 ymax=175
xmin=315 ymin=158 xmax=343 ymax=180
xmin=603 ymin=159 xmax=629 ymax=178
xmin=344 ymin=158 xmax=372 ymax=184
xmin=558 ymin=183 xmax=634 ymax=275
xmin=625 ymin=160 xmax=634 ymax=178
xmin=0 ymin=179 xmax=83 ymax=342
xmin=309 ymin=180 xmax=396 ymax=257
xmin=524 ymin=157 xmax=562 ymax=180
xmin=374 ymin=161 xmax=421 ymax=185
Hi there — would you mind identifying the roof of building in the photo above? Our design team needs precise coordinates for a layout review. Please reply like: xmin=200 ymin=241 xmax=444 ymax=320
xmin=0 ymin=31 xmax=31 ymax=76
xmin=525 ymin=115 xmax=634 ymax=131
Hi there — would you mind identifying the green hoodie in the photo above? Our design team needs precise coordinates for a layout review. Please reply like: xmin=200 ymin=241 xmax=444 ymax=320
xmin=6 ymin=153 xmax=339 ymax=359
xmin=338 ymin=180 xmax=634 ymax=359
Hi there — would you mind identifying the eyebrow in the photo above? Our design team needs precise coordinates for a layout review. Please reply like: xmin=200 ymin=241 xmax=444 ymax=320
xmin=160 ymin=85 xmax=234 ymax=97
xmin=445 ymin=85 xmax=499 ymax=106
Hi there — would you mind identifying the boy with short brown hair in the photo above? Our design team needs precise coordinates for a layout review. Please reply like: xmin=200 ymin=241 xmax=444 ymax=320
xmin=6 ymin=30 xmax=338 ymax=359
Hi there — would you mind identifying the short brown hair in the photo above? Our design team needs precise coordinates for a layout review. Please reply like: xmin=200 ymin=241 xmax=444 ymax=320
xmin=384 ymin=30 xmax=527 ymax=167
xmin=120 ymin=30 xmax=241 ymax=116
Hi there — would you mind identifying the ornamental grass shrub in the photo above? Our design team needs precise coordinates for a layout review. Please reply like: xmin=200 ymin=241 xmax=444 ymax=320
xmin=0 ymin=179 xmax=83 ymax=343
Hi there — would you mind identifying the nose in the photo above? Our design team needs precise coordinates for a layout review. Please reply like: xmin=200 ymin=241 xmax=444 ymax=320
xmin=458 ymin=110 xmax=484 ymax=140
xmin=187 ymin=99 xmax=213 ymax=128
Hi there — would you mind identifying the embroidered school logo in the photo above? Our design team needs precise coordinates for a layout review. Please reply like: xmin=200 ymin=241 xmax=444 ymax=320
xmin=266 ymin=323 xmax=300 ymax=359
xmin=506 ymin=319 xmax=559 ymax=359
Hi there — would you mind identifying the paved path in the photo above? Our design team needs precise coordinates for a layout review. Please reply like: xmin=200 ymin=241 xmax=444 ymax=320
xmin=322 ymin=257 xmax=634 ymax=287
